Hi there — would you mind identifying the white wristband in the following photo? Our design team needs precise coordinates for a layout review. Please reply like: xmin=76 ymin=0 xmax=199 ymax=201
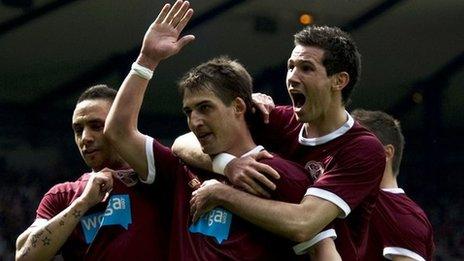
xmin=130 ymin=62 xmax=153 ymax=80
xmin=212 ymin=153 xmax=236 ymax=175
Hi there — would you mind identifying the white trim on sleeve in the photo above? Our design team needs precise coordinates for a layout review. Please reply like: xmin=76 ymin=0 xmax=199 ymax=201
xmin=140 ymin=136 xmax=156 ymax=184
xmin=305 ymin=187 xmax=351 ymax=218
xmin=293 ymin=229 xmax=337 ymax=255
xmin=384 ymin=247 xmax=425 ymax=261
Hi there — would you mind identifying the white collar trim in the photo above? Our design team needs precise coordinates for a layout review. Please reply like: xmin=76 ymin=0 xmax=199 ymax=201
xmin=381 ymin=188 xmax=405 ymax=194
xmin=241 ymin=145 xmax=265 ymax=157
xmin=298 ymin=111 xmax=354 ymax=146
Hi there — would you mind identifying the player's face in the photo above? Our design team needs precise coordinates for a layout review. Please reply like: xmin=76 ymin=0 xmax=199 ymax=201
xmin=286 ymin=45 xmax=336 ymax=123
xmin=72 ymin=99 xmax=122 ymax=172
xmin=183 ymin=89 xmax=238 ymax=155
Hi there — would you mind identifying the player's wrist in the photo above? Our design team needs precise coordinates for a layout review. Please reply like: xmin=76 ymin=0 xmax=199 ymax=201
xmin=213 ymin=153 xmax=236 ymax=175
xmin=135 ymin=53 xmax=160 ymax=71
xmin=73 ymin=196 xmax=93 ymax=212
xmin=214 ymin=183 xmax=232 ymax=205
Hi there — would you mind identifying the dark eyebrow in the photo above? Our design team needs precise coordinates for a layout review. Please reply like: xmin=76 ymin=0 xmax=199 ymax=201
xmin=183 ymin=100 xmax=210 ymax=112
xmin=72 ymin=118 xmax=104 ymax=127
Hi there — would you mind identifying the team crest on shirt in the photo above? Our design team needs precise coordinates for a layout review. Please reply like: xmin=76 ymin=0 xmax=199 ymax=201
xmin=305 ymin=161 xmax=324 ymax=180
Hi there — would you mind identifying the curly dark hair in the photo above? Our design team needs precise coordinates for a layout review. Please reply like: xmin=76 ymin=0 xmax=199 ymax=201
xmin=294 ymin=25 xmax=361 ymax=104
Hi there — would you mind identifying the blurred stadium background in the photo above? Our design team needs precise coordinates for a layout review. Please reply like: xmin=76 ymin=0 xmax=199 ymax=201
xmin=1 ymin=0 xmax=463 ymax=259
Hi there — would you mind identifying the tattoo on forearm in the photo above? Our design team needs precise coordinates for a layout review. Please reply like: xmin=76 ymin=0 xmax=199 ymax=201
xmin=72 ymin=209 xmax=82 ymax=218
xmin=59 ymin=220 xmax=65 ymax=226
xmin=45 ymin=225 xmax=52 ymax=234
xmin=42 ymin=236 xmax=51 ymax=246
xmin=31 ymin=234 xmax=39 ymax=247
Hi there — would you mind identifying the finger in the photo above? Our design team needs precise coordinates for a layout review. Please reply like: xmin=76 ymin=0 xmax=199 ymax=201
xmin=254 ymin=150 xmax=274 ymax=160
xmin=242 ymin=171 xmax=272 ymax=196
xmin=255 ymin=103 xmax=270 ymax=123
xmin=252 ymin=161 xmax=280 ymax=180
xmin=176 ymin=35 xmax=195 ymax=50
xmin=102 ymin=191 xmax=110 ymax=202
xmin=192 ymin=210 xmax=201 ymax=224
xmin=190 ymin=198 xmax=196 ymax=216
xmin=163 ymin=0 xmax=183 ymax=24
xmin=248 ymin=169 xmax=277 ymax=191
xmin=171 ymin=1 xmax=190 ymax=28
xmin=154 ymin=3 xmax=171 ymax=24
xmin=237 ymin=181 xmax=263 ymax=197
xmin=176 ymin=8 xmax=193 ymax=32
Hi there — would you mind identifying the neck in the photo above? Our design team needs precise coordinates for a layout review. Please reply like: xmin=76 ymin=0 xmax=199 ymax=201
xmin=303 ymin=106 xmax=347 ymax=138
xmin=380 ymin=165 xmax=399 ymax=189
xmin=226 ymin=122 xmax=257 ymax=157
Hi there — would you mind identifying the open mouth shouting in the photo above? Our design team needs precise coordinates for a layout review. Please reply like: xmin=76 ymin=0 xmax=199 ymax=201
xmin=289 ymin=90 xmax=307 ymax=110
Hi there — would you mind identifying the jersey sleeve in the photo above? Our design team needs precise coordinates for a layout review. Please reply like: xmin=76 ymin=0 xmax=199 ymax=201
xmin=306 ymin=135 xmax=385 ymax=217
xmin=381 ymin=214 xmax=432 ymax=261
xmin=144 ymin=135 xmax=184 ymax=184
xmin=36 ymin=186 xmax=68 ymax=220
xmin=293 ymin=223 xmax=337 ymax=255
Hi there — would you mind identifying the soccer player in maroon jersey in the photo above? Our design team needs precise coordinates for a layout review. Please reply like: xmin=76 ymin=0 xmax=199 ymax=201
xmin=175 ymin=26 xmax=386 ymax=260
xmin=104 ymin=1 xmax=340 ymax=259
xmin=352 ymin=109 xmax=435 ymax=261
xmin=15 ymin=85 xmax=171 ymax=260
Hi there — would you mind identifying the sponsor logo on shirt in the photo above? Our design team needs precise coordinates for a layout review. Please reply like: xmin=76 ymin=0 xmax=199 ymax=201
xmin=80 ymin=194 xmax=132 ymax=244
xmin=189 ymin=207 xmax=232 ymax=244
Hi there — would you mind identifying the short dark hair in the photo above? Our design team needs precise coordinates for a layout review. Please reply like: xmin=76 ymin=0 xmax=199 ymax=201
xmin=77 ymin=84 xmax=117 ymax=104
xmin=294 ymin=25 xmax=361 ymax=104
xmin=178 ymin=56 xmax=254 ymax=123
xmin=351 ymin=109 xmax=405 ymax=176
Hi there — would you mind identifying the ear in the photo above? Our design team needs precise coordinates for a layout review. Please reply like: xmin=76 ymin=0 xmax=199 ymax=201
xmin=233 ymin=97 xmax=247 ymax=117
xmin=384 ymin=144 xmax=395 ymax=163
xmin=331 ymin=72 xmax=350 ymax=91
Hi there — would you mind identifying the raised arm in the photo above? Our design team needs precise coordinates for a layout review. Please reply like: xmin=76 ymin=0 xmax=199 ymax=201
xmin=104 ymin=0 xmax=194 ymax=180
xmin=16 ymin=171 xmax=113 ymax=260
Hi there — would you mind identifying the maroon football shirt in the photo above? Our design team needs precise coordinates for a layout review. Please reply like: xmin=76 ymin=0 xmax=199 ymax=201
xmin=252 ymin=106 xmax=385 ymax=261
xmin=36 ymin=171 xmax=171 ymax=260
xmin=364 ymin=188 xmax=435 ymax=261
xmin=146 ymin=137 xmax=317 ymax=260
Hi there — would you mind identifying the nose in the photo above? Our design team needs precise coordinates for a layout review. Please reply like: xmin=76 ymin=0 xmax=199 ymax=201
xmin=81 ymin=127 xmax=94 ymax=146
xmin=287 ymin=68 xmax=300 ymax=88
xmin=188 ymin=110 xmax=204 ymax=130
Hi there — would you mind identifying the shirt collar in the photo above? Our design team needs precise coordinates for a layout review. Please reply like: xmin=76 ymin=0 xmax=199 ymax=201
xmin=298 ymin=110 xmax=354 ymax=146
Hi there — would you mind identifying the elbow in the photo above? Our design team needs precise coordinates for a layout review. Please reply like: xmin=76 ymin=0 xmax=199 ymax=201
xmin=171 ymin=137 xmax=183 ymax=156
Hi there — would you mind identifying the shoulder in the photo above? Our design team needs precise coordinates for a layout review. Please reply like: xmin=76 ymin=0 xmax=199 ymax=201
xmin=259 ymin=154 xmax=305 ymax=174
xmin=338 ymin=122 xmax=385 ymax=160
xmin=269 ymin=106 xmax=296 ymax=123
xmin=375 ymin=190 xmax=433 ymax=234
xmin=44 ymin=173 xmax=90 ymax=197
xmin=259 ymin=154 xmax=311 ymax=192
